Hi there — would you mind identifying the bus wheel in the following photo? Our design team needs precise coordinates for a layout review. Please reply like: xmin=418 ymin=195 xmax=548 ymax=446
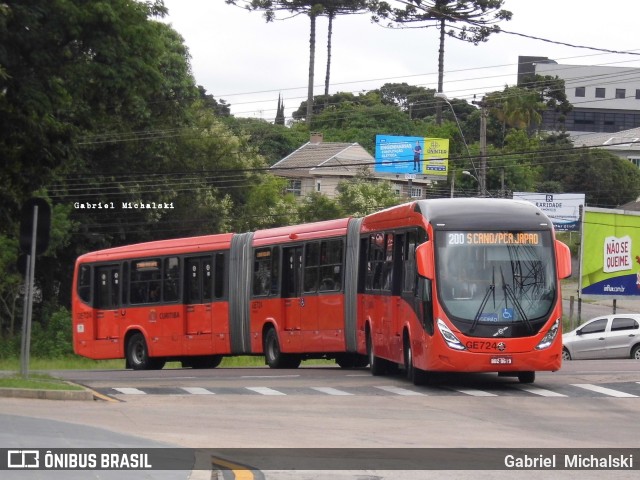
xmin=403 ymin=335 xmax=414 ymax=380
xmin=367 ymin=331 xmax=385 ymax=376
xmin=518 ymin=371 xmax=535 ymax=384
xmin=126 ymin=333 xmax=151 ymax=370
xmin=265 ymin=328 xmax=297 ymax=369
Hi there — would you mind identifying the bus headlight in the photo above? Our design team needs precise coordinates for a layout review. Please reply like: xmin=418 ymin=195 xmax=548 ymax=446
xmin=535 ymin=319 xmax=559 ymax=350
xmin=437 ymin=319 xmax=466 ymax=351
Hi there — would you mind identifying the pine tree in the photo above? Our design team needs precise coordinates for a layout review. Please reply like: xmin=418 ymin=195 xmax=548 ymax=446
xmin=275 ymin=94 xmax=285 ymax=125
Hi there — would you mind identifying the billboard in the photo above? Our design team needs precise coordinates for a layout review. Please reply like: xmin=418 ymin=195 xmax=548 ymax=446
xmin=375 ymin=135 xmax=449 ymax=177
xmin=581 ymin=207 xmax=640 ymax=296
xmin=512 ymin=192 xmax=585 ymax=232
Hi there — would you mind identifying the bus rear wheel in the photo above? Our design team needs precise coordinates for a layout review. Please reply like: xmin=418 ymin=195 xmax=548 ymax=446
xmin=264 ymin=328 xmax=300 ymax=369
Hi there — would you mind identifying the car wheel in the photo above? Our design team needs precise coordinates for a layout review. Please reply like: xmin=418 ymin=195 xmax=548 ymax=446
xmin=631 ymin=344 xmax=640 ymax=360
xmin=562 ymin=347 xmax=572 ymax=361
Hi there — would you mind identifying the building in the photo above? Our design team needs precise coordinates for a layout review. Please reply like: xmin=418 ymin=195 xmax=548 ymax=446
xmin=569 ymin=126 xmax=640 ymax=167
xmin=270 ymin=133 xmax=431 ymax=199
xmin=518 ymin=56 xmax=640 ymax=134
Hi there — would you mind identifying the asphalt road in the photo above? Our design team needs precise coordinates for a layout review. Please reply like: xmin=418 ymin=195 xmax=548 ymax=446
xmin=1 ymin=360 xmax=639 ymax=480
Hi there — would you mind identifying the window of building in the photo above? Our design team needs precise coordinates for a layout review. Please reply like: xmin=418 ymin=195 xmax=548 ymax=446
xmin=286 ymin=179 xmax=302 ymax=196
xmin=316 ymin=180 xmax=321 ymax=192
xmin=574 ymin=112 xmax=595 ymax=125
xmin=616 ymin=88 xmax=626 ymax=99
xmin=575 ymin=87 xmax=586 ymax=97
xmin=627 ymin=157 xmax=640 ymax=168
xmin=410 ymin=187 xmax=423 ymax=198
xmin=595 ymin=88 xmax=605 ymax=98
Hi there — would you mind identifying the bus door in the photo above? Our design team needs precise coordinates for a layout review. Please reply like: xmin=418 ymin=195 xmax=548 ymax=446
xmin=184 ymin=256 xmax=213 ymax=353
xmin=281 ymin=246 xmax=303 ymax=350
xmin=94 ymin=264 xmax=121 ymax=340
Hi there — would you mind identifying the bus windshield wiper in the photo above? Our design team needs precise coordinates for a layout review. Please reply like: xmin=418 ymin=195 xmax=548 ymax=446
xmin=470 ymin=283 xmax=495 ymax=334
xmin=470 ymin=267 xmax=496 ymax=334
xmin=500 ymin=267 xmax=533 ymax=334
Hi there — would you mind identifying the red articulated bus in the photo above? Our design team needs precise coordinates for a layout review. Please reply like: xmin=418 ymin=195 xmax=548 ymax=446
xmin=72 ymin=198 xmax=571 ymax=383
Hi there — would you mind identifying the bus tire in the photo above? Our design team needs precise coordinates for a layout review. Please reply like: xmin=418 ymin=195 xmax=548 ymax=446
xmin=264 ymin=328 xmax=300 ymax=369
xmin=126 ymin=333 xmax=151 ymax=370
xmin=518 ymin=371 xmax=535 ymax=384
xmin=367 ymin=331 xmax=385 ymax=376
xmin=404 ymin=334 xmax=429 ymax=386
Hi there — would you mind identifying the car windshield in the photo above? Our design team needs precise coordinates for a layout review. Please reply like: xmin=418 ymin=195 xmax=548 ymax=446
xmin=435 ymin=231 xmax=556 ymax=328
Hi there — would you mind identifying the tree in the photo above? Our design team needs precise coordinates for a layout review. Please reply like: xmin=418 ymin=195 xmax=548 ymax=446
xmin=275 ymin=94 xmax=286 ymax=125
xmin=372 ymin=0 xmax=512 ymax=124
xmin=335 ymin=170 xmax=403 ymax=217
xmin=226 ymin=1 xmax=325 ymax=126
xmin=320 ymin=1 xmax=370 ymax=106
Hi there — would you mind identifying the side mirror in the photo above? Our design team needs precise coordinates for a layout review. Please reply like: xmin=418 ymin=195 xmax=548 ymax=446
xmin=576 ymin=329 xmax=583 ymax=336
xmin=415 ymin=241 xmax=434 ymax=280
xmin=555 ymin=240 xmax=572 ymax=279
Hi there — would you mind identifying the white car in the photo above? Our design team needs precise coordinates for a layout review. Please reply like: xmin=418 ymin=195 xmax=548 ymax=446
xmin=562 ymin=314 xmax=640 ymax=360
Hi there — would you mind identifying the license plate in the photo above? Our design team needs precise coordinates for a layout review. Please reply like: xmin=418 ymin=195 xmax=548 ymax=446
xmin=490 ymin=356 xmax=512 ymax=365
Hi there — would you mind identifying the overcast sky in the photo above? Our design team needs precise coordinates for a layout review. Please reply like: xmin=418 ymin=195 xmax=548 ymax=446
xmin=162 ymin=1 xmax=640 ymax=121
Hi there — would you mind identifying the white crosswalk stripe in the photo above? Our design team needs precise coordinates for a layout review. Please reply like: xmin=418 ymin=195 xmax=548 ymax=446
xmin=571 ymin=384 xmax=638 ymax=398
xmin=311 ymin=387 xmax=353 ymax=396
xmin=113 ymin=387 xmax=146 ymax=395
xmin=245 ymin=386 xmax=287 ymax=396
xmin=181 ymin=387 xmax=215 ymax=395
xmin=452 ymin=388 xmax=498 ymax=397
xmin=375 ymin=386 xmax=426 ymax=396
xmin=513 ymin=385 xmax=567 ymax=397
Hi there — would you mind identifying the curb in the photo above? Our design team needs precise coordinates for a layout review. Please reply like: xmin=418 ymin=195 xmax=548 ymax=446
xmin=0 ymin=387 xmax=96 ymax=401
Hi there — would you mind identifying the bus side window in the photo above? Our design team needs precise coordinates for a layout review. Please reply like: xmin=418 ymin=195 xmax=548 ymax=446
xmin=214 ymin=252 xmax=225 ymax=299
xmin=78 ymin=264 xmax=92 ymax=304
xmin=164 ymin=257 xmax=180 ymax=302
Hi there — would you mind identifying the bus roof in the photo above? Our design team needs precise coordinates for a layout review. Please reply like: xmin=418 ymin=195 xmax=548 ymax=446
xmin=415 ymin=198 xmax=554 ymax=230
xmin=253 ymin=217 xmax=350 ymax=246
xmin=77 ymin=233 xmax=235 ymax=264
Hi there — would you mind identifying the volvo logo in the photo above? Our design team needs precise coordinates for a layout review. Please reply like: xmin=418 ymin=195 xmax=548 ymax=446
xmin=493 ymin=327 xmax=509 ymax=337
xmin=497 ymin=342 xmax=506 ymax=352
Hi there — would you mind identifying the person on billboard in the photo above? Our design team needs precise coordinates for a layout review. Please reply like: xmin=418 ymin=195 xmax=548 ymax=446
xmin=413 ymin=141 xmax=422 ymax=171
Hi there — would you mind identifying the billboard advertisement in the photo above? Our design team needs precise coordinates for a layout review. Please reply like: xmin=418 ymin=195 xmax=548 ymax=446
xmin=512 ymin=192 xmax=585 ymax=232
xmin=375 ymin=135 xmax=449 ymax=177
xmin=581 ymin=207 xmax=640 ymax=296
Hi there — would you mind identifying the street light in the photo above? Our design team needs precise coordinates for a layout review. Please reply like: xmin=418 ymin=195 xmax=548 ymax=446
xmin=434 ymin=92 xmax=481 ymax=196
xmin=462 ymin=170 xmax=478 ymax=182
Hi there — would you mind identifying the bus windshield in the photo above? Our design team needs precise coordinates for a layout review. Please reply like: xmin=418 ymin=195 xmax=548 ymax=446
xmin=435 ymin=231 xmax=556 ymax=330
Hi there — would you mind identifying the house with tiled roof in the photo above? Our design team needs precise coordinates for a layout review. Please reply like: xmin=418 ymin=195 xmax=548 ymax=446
xmin=270 ymin=133 xmax=431 ymax=199
xmin=569 ymin=127 xmax=640 ymax=168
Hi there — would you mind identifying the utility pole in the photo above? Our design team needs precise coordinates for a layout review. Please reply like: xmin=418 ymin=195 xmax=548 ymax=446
xmin=473 ymin=97 xmax=488 ymax=197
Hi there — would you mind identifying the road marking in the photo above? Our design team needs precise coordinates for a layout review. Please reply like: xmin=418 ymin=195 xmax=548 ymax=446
xmin=375 ymin=386 xmax=426 ymax=396
xmin=113 ymin=387 xmax=146 ymax=395
xmin=452 ymin=388 xmax=498 ymax=397
xmin=181 ymin=387 xmax=215 ymax=395
xmin=311 ymin=387 xmax=353 ymax=396
xmin=245 ymin=387 xmax=286 ymax=396
xmin=241 ymin=375 xmax=299 ymax=379
xmin=571 ymin=384 xmax=638 ymax=398
xmin=513 ymin=385 xmax=567 ymax=397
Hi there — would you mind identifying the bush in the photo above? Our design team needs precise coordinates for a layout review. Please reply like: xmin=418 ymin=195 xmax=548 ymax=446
xmin=0 ymin=307 xmax=73 ymax=358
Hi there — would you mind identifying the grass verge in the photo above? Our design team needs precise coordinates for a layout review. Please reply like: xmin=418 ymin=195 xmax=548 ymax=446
xmin=0 ymin=373 xmax=84 ymax=391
